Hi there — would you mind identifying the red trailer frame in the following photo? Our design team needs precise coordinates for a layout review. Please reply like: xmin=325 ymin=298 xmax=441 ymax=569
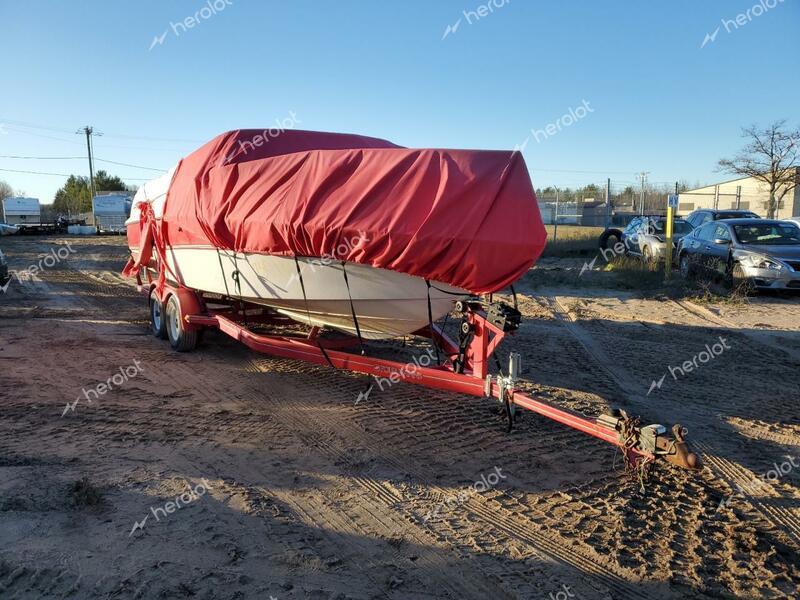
xmin=145 ymin=280 xmax=699 ymax=471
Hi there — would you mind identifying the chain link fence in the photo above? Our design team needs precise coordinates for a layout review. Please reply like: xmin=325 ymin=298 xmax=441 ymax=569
xmin=537 ymin=181 xmax=680 ymax=229
xmin=537 ymin=178 xmax=798 ymax=227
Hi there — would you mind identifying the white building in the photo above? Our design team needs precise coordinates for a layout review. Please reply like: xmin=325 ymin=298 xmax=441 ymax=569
xmin=1 ymin=197 xmax=41 ymax=225
xmin=93 ymin=193 xmax=132 ymax=233
xmin=678 ymin=168 xmax=800 ymax=218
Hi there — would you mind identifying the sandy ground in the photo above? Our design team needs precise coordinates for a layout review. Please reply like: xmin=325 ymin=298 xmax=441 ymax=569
xmin=1 ymin=235 xmax=799 ymax=599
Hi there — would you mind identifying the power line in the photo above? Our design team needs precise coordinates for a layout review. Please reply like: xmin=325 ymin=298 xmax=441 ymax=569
xmin=0 ymin=118 xmax=201 ymax=144
xmin=100 ymin=131 xmax=202 ymax=144
xmin=0 ymin=155 xmax=85 ymax=160
xmin=2 ymin=126 xmax=84 ymax=145
xmin=0 ymin=154 xmax=167 ymax=172
xmin=91 ymin=140 xmax=188 ymax=152
xmin=0 ymin=118 xmax=76 ymax=135
xmin=0 ymin=167 xmax=77 ymax=177
xmin=94 ymin=158 xmax=166 ymax=172
xmin=0 ymin=167 xmax=152 ymax=181
xmin=0 ymin=119 xmax=200 ymax=144
xmin=532 ymin=168 xmax=642 ymax=175
xmin=4 ymin=124 xmax=189 ymax=152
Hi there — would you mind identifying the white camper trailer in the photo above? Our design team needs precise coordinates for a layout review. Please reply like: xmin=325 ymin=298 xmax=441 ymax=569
xmin=93 ymin=194 xmax=131 ymax=233
xmin=2 ymin=197 xmax=41 ymax=226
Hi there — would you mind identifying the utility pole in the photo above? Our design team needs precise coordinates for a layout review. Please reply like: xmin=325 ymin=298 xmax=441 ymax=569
xmin=553 ymin=186 xmax=560 ymax=242
xmin=637 ymin=172 xmax=649 ymax=215
xmin=77 ymin=126 xmax=102 ymax=211
xmin=605 ymin=178 xmax=611 ymax=227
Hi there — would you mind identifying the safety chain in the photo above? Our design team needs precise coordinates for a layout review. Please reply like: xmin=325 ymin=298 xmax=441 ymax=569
xmin=619 ymin=412 xmax=652 ymax=493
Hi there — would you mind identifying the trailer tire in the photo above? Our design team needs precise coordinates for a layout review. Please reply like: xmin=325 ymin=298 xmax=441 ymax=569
xmin=165 ymin=294 xmax=198 ymax=352
xmin=149 ymin=290 xmax=168 ymax=339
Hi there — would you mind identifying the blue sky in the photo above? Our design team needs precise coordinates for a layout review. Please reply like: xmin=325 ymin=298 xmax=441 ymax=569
xmin=1 ymin=0 xmax=798 ymax=203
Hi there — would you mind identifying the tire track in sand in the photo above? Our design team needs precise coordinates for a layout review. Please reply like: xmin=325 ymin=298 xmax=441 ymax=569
xmin=240 ymin=358 xmax=656 ymax=600
xmin=541 ymin=293 xmax=800 ymax=552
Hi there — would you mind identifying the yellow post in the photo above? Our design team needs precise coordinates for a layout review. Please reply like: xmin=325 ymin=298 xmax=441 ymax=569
xmin=665 ymin=194 xmax=678 ymax=279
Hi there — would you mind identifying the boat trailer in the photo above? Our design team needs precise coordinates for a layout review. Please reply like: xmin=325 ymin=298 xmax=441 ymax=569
xmin=144 ymin=281 xmax=700 ymax=472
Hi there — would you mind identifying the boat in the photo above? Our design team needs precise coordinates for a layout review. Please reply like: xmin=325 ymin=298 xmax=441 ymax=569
xmin=124 ymin=130 xmax=546 ymax=339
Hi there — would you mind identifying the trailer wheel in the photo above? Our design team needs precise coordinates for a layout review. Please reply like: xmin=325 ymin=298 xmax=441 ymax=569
xmin=165 ymin=294 xmax=198 ymax=352
xmin=149 ymin=290 xmax=168 ymax=339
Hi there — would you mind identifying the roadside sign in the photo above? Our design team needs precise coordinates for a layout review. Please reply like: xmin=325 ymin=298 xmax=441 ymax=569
xmin=668 ymin=194 xmax=679 ymax=209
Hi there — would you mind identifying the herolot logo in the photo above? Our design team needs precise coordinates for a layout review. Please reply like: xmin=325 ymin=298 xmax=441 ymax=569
xmin=149 ymin=0 xmax=234 ymax=50
xmin=701 ymin=0 xmax=786 ymax=48
xmin=442 ymin=0 xmax=512 ymax=40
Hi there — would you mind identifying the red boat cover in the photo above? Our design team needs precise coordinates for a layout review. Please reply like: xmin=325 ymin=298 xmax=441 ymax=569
xmin=161 ymin=130 xmax=546 ymax=293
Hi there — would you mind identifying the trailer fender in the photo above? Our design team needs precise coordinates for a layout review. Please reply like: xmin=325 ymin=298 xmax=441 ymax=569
xmin=155 ymin=286 xmax=205 ymax=332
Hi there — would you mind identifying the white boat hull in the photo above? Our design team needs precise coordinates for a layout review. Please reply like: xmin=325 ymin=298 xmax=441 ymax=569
xmin=134 ymin=245 xmax=466 ymax=339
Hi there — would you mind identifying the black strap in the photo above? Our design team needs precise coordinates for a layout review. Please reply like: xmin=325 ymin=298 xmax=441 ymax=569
xmin=426 ymin=282 xmax=468 ymax=296
xmin=294 ymin=256 xmax=335 ymax=369
xmin=294 ymin=256 xmax=314 ymax=327
xmin=425 ymin=280 xmax=441 ymax=365
xmin=509 ymin=284 xmax=518 ymax=310
xmin=341 ymin=262 xmax=366 ymax=355
xmin=231 ymin=252 xmax=248 ymax=327
xmin=216 ymin=248 xmax=231 ymax=298
xmin=317 ymin=341 xmax=335 ymax=369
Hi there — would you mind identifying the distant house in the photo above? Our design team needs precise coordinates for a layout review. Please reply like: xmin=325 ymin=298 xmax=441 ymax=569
xmin=93 ymin=192 xmax=133 ymax=233
xmin=579 ymin=200 xmax=609 ymax=227
xmin=538 ymin=201 xmax=579 ymax=225
xmin=678 ymin=168 xmax=800 ymax=218
xmin=2 ymin=197 xmax=41 ymax=225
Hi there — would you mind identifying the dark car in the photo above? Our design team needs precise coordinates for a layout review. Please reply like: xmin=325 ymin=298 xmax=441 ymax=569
xmin=683 ymin=209 xmax=760 ymax=229
xmin=677 ymin=219 xmax=800 ymax=290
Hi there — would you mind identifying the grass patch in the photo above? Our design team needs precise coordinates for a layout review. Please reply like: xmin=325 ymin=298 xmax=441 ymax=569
xmin=525 ymin=254 xmax=750 ymax=304
xmin=66 ymin=477 xmax=103 ymax=508
xmin=688 ymin=279 xmax=750 ymax=306
xmin=542 ymin=225 xmax=604 ymax=258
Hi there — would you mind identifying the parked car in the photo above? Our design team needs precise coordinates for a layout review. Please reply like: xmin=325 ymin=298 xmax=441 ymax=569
xmin=0 ymin=249 xmax=8 ymax=285
xmin=598 ymin=214 xmax=666 ymax=250
xmin=677 ymin=219 xmax=800 ymax=290
xmin=683 ymin=209 xmax=760 ymax=228
xmin=620 ymin=216 xmax=693 ymax=264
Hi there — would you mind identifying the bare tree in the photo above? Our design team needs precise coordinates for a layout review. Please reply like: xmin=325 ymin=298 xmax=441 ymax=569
xmin=0 ymin=180 xmax=12 ymax=204
xmin=718 ymin=120 xmax=800 ymax=218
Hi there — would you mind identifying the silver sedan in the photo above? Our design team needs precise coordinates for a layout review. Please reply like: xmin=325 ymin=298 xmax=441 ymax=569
xmin=678 ymin=219 xmax=800 ymax=290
